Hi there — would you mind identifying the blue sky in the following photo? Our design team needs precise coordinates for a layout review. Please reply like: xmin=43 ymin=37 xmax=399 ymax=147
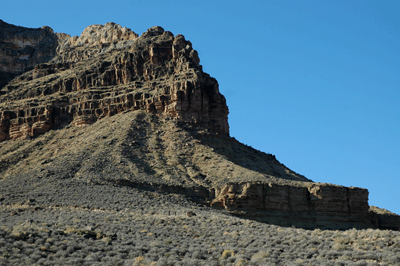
xmin=2 ymin=1 xmax=400 ymax=215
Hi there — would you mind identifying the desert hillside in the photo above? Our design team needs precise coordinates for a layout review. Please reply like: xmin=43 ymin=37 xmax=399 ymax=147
xmin=0 ymin=20 xmax=400 ymax=265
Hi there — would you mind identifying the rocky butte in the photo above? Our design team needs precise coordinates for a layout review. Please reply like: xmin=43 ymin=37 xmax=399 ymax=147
xmin=0 ymin=20 xmax=399 ymax=230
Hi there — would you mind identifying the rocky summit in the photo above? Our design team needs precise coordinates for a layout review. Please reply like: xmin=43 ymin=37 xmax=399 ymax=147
xmin=1 ymin=20 xmax=400 ymax=265
xmin=1 ymin=20 xmax=399 ymax=229
xmin=0 ymin=21 xmax=228 ymax=142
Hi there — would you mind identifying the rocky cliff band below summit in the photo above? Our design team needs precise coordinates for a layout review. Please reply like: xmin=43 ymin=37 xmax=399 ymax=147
xmin=0 ymin=22 xmax=229 ymax=142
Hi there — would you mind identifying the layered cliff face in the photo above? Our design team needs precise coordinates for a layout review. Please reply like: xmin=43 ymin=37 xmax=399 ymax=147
xmin=0 ymin=20 xmax=69 ymax=88
xmin=210 ymin=182 xmax=375 ymax=229
xmin=0 ymin=22 xmax=229 ymax=142
xmin=0 ymin=21 xmax=398 ymax=230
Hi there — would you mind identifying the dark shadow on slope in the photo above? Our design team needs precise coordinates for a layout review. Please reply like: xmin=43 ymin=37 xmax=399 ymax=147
xmin=94 ymin=177 xmax=400 ymax=231
xmin=180 ymin=122 xmax=311 ymax=183
xmin=0 ymin=71 xmax=19 ymax=90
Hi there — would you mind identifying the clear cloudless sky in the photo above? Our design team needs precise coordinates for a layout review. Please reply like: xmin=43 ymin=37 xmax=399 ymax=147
xmin=2 ymin=0 xmax=400 ymax=215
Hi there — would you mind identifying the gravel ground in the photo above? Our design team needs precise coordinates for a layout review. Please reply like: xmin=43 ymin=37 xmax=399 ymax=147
xmin=1 ymin=178 xmax=400 ymax=266
xmin=1 ymin=112 xmax=399 ymax=265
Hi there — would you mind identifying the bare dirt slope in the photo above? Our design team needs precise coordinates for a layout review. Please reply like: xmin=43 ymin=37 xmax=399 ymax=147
xmin=1 ymin=21 xmax=400 ymax=265
xmin=0 ymin=110 xmax=308 ymax=191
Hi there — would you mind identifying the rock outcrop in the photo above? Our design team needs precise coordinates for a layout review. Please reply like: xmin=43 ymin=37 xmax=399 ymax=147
xmin=0 ymin=22 xmax=229 ymax=142
xmin=0 ymin=21 xmax=398 ymax=230
xmin=210 ymin=182 xmax=377 ymax=229
xmin=0 ymin=20 xmax=68 ymax=88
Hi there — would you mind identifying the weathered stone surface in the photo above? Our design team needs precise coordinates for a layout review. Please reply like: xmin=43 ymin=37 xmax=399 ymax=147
xmin=210 ymin=182 xmax=376 ymax=229
xmin=0 ymin=23 xmax=229 ymax=141
xmin=0 ymin=19 xmax=68 ymax=88
xmin=368 ymin=206 xmax=400 ymax=230
xmin=1 ymin=21 xmax=398 ymax=231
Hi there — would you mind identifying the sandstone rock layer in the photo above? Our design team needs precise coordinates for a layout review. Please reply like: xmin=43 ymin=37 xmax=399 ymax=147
xmin=209 ymin=182 xmax=381 ymax=229
xmin=0 ymin=19 xmax=68 ymax=88
xmin=0 ymin=21 xmax=398 ymax=230
xmin=0 ymin=22 xmax=229 ymax=142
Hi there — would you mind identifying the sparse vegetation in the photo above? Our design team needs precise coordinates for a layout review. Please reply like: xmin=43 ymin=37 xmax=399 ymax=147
xmin=1 ymin=20 xmax=399 ymax=266
xmin=1 ymin=180 xmax=400 ymax=265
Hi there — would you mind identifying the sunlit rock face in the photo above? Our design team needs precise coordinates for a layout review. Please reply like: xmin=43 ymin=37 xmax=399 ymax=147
xmin=0 ymin=22 xmax=229 ymax=141
xmin=210 ymin=182 xmax=377 ymax=229
xmin=1 ymin=21 xmax=398 ymax=231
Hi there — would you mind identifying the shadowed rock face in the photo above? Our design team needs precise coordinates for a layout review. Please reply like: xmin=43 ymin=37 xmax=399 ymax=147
xmin=0 ymin=22 xmax=229 ymax=141
xmin=0 ymin=21 xmax=399 ymax=231
xmin=0 ymin=20 xmax=69 ymax=88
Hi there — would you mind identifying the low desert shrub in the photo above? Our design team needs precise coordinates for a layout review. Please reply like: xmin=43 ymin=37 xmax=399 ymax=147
xmin=251 ymin=250 xmax=270 ymax=262
xmin=220 ymin=249 xmax=234 ymax=259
